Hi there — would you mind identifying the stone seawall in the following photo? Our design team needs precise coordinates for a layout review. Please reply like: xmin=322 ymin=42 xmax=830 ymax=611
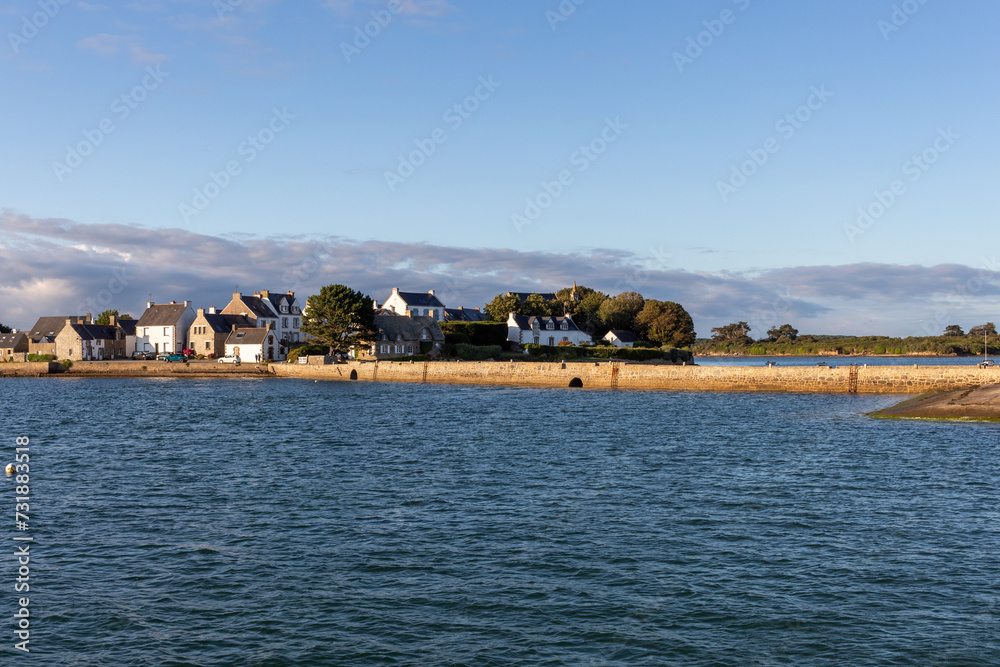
xmin=0 ymin=360 xmax=270 ymax=378
xmin=272 ymin=361 xmax=1000 ymax=394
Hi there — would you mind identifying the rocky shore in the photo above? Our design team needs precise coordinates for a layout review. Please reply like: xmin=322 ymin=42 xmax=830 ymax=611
xmin=869 ymin=384 xmax=1000 ymax=422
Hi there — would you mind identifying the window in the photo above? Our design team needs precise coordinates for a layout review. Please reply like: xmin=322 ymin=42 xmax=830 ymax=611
xmin=533 ymin=336 xmax=540 ymax=344
xmin=293 ymin=318 xmax=299 ymax=327
xmin=561 ymin=321 xmax=568 ymax=330
xmin=282 ymin=318 xmax=288 ymax=328
xmin=432 ymin=310 xmax=438 ymax=320
xmin=547 ymin=321 xmax=554 ymax=330
xmin=205 ymin=342 xmax=210 ymax=349
xmin=421 ymin=330 xmax=429 ymax=340
xmin=236 ymin=332 xmax=245 ymax=339
xmin=164 ymin=327 xmax=170 ymax=336
xmin=407 ymin=345 xmax=413 ymax=354
xmin=423 ymin=309 xmax=429 ymax=316
xmin=281 ymin=304 xmax=288 ymax=313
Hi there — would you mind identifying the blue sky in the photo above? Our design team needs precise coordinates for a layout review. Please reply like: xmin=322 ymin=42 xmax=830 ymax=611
xmin=2 ymin=0 xmax=999 ymax=336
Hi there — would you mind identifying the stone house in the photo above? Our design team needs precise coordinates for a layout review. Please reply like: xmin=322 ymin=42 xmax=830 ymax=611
xmin=373 ymin=314 xmax=445 ymax=359
xmin=380 ymin=288 xmax=447 ymax=322
xmin=135 ymin=302 xmax=196 ymax=356
xmin=221 ymin=290 xmax=302 ymax=360
xmin=25 ymin=315 xmax=91 ymax=357
xmin=0 ymin=331 xmax=29 ymax=362
xmin=507 ymin=314 xmax=592 ymax=347
xmin=604 ymin=330 xmax=640 ymax=348
xmin=188 ymin=307 xmax=250 ymax=358
xmin=54 ymin=320 xmax=128 ymax=360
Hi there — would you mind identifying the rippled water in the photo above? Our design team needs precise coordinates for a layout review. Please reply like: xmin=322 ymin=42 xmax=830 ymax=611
xmin=695 ymin=355 xmax=989 ymax=366
xmin=2 ymin=378 xmax=999 ymax=665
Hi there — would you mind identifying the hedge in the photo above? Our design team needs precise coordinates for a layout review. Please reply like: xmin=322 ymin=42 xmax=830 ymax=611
xmin=27 ymin=354 xmax=55 ymax=362
xmin=440 ymin=322 xmax=507 ymax=347
xmin=444 ymin=332 xmax=471 ymax=345
xmin=455 ymin=344 xmax=502 ymax=360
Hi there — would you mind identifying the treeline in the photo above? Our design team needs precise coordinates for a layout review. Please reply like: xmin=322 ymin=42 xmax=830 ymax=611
xmin=483 ymin=286 xmax=696 ymax=348
xmin=695 ymin=322 xmax=1000 ymax=356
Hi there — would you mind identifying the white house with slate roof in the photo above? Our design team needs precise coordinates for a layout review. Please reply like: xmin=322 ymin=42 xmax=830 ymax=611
xmin=221 ymin=290 xmax=302 ymax=360
xmin=507 ymin=314 xmax=591 ymax=347
xmin=135 ymin=301 xmax=196 ymax=355
xmin=373 ymin=314 xmax=445 ymax=359
xmin=604 ymin=330 xmax=640 ymax=348
xmin=0 ymin=331 xmax=28 ymax=362
xmin=381 ymin=288 xmax=447 ymax=322
xmin=224 ymin=327 xmax=275 ymax=362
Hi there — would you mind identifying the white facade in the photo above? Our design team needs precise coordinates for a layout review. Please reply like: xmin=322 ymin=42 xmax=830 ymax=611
xmin=381 ymin=288 xmax=447 ymax=322
xmin=507 ymin=314 xmax=592 ymax=347
xmin=135 ymin=302 xmax=197 ymax=355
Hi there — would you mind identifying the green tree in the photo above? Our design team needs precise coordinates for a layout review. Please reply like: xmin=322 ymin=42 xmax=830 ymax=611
xmin=301 ymin=284 xmax=376 ymax=355
xmin=522 ymin=293 xmax=556 ymax=317
xmin=0 ymin=322 xmax=11 ymax=333
xmin=969 ymin=323 xmax=997 ymax=337
xmin=95 ymin=309 xmax=131 ymax=325
xmin=943 ymin=324 xmax=965 ymax=337
xmin=484 ymin=293 xmax=522 ymax=322
xmin=635 ymin=300 xmax=696 ymax=347
xmin=597 ymin=292 xmax=645 ymax=334
xmin=766 ymin=324 xmax=798 ymax=343
xmin=711 ymin=321 xmax=752 ymax=344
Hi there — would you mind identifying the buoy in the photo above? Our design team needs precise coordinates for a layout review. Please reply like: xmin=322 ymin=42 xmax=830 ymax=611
xmin=4 ymin=463 xmax=14 ymax=476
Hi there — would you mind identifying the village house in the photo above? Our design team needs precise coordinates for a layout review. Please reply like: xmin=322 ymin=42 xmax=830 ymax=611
xmin=135 ymin=301 xmax=196 ymax=356
xmin=604 ymin=330 xmax=640 ymax=348
xmin=54 ymin=319 xmax=129 ymax=361
xmin=220 ymin=290 xmax=302 ymax=360
xmin=188 ymin=307 xmax=250 ymax=358
xmin=507 ymin=314 xmax=592 ymax=347
xmin=373 ymin=314 xmax=445 ymax=359
xmin=443 ymin=306 xmax=488 ymax=322
xmin=0 ymin=331 xmax=29 ymax=362
xmin=224 ymin=327 xmax=275 ymax=362
xmin=25 ymin=315 xmax=91 ymax=357
xmin=116 ymin=317 xmax=139 ymax=358
xmin=380 ymin=288 xmax=447 ymax=322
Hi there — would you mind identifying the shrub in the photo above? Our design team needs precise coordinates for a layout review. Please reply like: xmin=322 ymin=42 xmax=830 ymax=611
xmin=749 ymin=346 xmax=767 ymax=356
xmin=631 ymin=341 xmax=655 ymax=348
xmin=61 ymin=359 xmax=73 ymax=368
xmin=440 ymin=322 xmax=507 ymax=346
xmin=419 ymin=341 xmax=434 ymax=355
xmin=141 ymin=365 xmax=147 ymax=371
xmin=287 ymin=344 xmax=327 ymax=363
xmin=557 ymin=340 xmax=574 ymax=347
xmin=455 ymin=344 xmax=502 ymax=361
xmin=444 ymin=332 xmax=471 ymax=345
xmin=874 ymin=346 xmax=886 ymax=355
xmin=27 ymin=354 xmax=55 ymax=362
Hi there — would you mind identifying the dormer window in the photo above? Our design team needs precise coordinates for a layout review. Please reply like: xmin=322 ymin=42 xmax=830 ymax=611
xmin=421 ymin=329 xmax=429 ymax=340
xmin=561 ymin=321 xmax=568 ymax=330
xmin=546 ymin=321 xmax=554 ymax=330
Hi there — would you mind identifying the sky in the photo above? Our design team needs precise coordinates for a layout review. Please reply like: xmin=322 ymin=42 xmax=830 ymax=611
xmin=1 ymin=0 xmax=999 ymax=337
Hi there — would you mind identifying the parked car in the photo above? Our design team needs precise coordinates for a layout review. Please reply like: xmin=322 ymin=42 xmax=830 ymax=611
xmin=131 ymin=351 xmax=155 ymax=360
xmin=979 ymin=360 xmax=995 ymax=368
xmin=157 ymin=353 xmax=187 ymax=362
xmin=217 ymin=355 xmax=241 ymax=364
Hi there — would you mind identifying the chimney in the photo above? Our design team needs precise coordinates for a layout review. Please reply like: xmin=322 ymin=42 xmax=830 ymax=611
xmin=147 ymin=301 xmax=153 ymax=310
xmin=233 ymin=291 xmax=241 ymax=302
xmin=260 ymin=290 xmax=269 ymax=299
xmin=392 ymin=287 xmax=399 ymax=296
xmin=428 ymin=289 xmax=435 ymax=296
xmin=109 ymin=315 xmax=117 ymax=327
xmin=85 ymin=312 xmax=92 ymax=324
xmin=197 ymin=308 xmax=205 ymax=318
xmin=208 ymin=306 xmax=217 ymax=315
xmin=183 ymin=300 xmax=191 ymax=308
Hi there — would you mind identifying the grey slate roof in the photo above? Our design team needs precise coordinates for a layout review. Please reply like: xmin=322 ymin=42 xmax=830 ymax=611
xmin=263 ymin=292 xmax=297 ymax=313
xmin=395 ymin=291 xmax=446 ymax=308
xmin=607 ymin=330 xmax=639 ymax=343
xmin=375 ymin=315 xmax=445 ymax=342
xmin=64 ymin=323 xmax=121 ymax=341
xmin=444 ymin=307 xmax=488 ymax=322
xmin=27 ymin=316 xmax=85 ymax=340
xmin=225 ymin=328 xmax=272 ymax=345
xmin=509 ymin=315 xmax=580 ymax=332
xmin=136 ymin=304 xmax=189 ymax=328
xmin=0 ymin=332 xmax=27 ymax=349
xmin=237 ymin=296 xmax=278 ymax=319
xmin=203 ymin=313 xmax=250 ymax=333
xmin=116 ymin=319 xmax=138 ymax=336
